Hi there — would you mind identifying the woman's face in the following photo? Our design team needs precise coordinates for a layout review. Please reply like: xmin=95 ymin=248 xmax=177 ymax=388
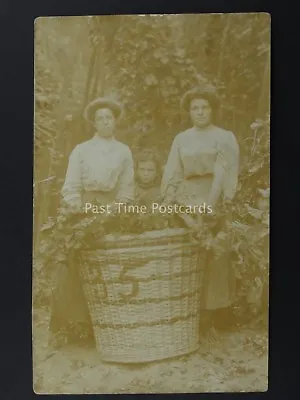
xmin=137 ymin=161 xmax=157 ymax=185
xmin=189 ymin=98 xmax=212 ymax=128
xmin=94 ymin=108 xmax=116 ymax=137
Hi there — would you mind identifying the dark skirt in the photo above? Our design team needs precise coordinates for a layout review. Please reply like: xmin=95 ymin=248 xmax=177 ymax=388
xmin=49 ymin=249 xmax=95 ymax=345
xmin=200 ymin=245 xmax=236 ymax=311
xmin=200 ymin=212 xmax=236 ymax=311
xmin=49 ymin=190 xmax=117 ymax=346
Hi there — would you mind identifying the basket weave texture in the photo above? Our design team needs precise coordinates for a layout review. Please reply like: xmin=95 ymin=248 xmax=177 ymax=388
xmin=79 ymin=228 xmax=203 ymax=363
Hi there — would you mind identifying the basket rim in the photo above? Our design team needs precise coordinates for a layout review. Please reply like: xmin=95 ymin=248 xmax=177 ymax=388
xmin=94 ymin=227 xmax=194 ymax=244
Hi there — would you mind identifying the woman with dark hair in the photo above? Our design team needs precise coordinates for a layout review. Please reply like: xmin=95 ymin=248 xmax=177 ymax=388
xmin=161 ymin=83 xmax=240 ymax=340
xmin=49 ymin=97 xmax=135 ymax=347
xmin=62 ymin=97 xmax=134 ymax=209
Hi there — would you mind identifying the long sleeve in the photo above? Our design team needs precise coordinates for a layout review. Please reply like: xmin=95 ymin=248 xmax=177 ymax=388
xmin=116 ymin=148 xmax=135 ymax=202
xmin=61 ymin=145 xmax=82 ymax=204
xmin=217 ymin=131 xmax=239 ymax=200
xmin=160 ymin=135 xmax=184 ymax=203
xmin=206 ymin=131 xmax=239 ymax=207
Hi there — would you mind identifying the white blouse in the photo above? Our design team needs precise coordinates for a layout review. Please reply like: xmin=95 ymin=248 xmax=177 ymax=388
xmin=61 ymin=135 xmax=135 ymax=204
xmin=161 ymin=126 xmax=239 ymax=204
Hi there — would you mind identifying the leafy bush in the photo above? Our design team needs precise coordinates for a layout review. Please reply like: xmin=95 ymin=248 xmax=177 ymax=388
xmin=33 ymin=15 xmax=270 ymax=324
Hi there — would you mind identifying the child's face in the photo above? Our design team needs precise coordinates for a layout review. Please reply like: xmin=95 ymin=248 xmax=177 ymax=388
xmin=137 ymin=161 xmax=157 ymax=184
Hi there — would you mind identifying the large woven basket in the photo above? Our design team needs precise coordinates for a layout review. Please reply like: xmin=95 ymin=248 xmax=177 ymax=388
xmin=79 ymin=228 xmax=203 ymax=363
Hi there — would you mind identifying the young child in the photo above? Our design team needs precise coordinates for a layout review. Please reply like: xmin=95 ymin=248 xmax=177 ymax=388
xmin=134 ymin=147 xmax=162 ymax=207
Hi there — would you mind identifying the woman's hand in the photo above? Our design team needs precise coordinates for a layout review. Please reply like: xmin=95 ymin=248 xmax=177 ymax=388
xmin=180 ymin=213 xmax=198 ymax=232
xmin=60 ymin=198 xmax=82 ymax=215
xmin=152 ymin=205 xmax=163 ymax=216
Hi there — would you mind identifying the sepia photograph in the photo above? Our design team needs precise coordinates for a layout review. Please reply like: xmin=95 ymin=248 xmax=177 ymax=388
xmin=33 ymin=13 xmax=270 ymax=394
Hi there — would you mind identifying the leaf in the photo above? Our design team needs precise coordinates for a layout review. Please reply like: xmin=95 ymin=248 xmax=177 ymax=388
xmin=173 ymin=48 xmax=186 ymax=58
xmin=248 ymin=161 xmax=264 ymax=174
xmin=258 ymin=188 xmax=270 ymax=198
xmin=246 ymin=205 xmax=263 ymax=220
xmin=160 ymin=56 xmax=169 ymax=65
xmin=144 ymin=74 xmax=158 ymax=86
xmin=231 ymin=221 xmax=250 ymax=233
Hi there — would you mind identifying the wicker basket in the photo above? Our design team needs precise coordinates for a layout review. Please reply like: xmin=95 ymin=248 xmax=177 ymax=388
xmin=79 ymin=228 xmax=203 ymax=363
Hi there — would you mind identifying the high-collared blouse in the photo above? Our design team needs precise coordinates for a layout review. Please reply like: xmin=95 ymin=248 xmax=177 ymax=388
xmin=61 ymin=135 xmax=135 ymax=204
xmin=161 ymin=126 xmax=239 ymax=204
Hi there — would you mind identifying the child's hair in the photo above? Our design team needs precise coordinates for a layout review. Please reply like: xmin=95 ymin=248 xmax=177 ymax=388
xmin=135 ymin=147 xmax=163 ymax=183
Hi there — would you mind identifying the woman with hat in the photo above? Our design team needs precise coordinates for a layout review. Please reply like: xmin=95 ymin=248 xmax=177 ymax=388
xmin=49 ymin=97 xmax=135 ymax=348
xmin=161 ymin=83 xmax=240 ymax=341
xmin=62 ymin=97 xmax=134 ymax=209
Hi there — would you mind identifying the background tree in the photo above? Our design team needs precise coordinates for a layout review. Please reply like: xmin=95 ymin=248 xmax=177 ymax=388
xmin=34 ymin=14 xmax=270 ymax=319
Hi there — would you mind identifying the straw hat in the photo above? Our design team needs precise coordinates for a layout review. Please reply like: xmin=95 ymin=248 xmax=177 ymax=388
xmin=83 ymin=97 xmax=123 ymax=122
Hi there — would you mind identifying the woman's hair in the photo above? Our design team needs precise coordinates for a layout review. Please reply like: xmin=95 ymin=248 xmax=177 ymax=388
xmin=180 ymin=83 xmax=220 ymax=112
xmin=83 ymin=97 xmax=123 ymax=123
xmin=135 ymin=147 xmax=163 ymax=183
